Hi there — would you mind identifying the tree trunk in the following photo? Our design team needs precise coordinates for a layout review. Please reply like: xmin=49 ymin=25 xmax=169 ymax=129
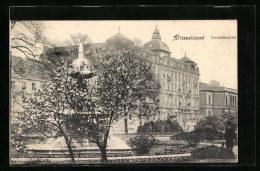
xmin=124 ymin=105 xmax=128 ymax=134
xmin=100 ymin=146 xmax=108 ymax=163
xmin=58 ymin=123 xmax=76 ymax=163
xmin=63 ymin=135 xmax=76 ymax=163
xmin=124 ymin=117 xmax=128 ymax=134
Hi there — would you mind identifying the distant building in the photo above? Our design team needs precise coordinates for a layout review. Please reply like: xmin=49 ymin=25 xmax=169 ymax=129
xmin=199 ymin=82 xmax=238 ymax=119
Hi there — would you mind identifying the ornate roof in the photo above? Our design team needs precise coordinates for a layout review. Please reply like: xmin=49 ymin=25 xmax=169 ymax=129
xmin=179 ymin=53 xmax=194 ymax=63
xmin=143 ymin=27 xmax=170 ymax=53
xmin=143 ymin=40 xmax=170 ymax=53
xmin=200 ymin=84 xmax=238 ymax=94
xmin=106 ymin=32 xmax=133 ymax=42
xmin=180 ymin=56 xmax=194 ymax=63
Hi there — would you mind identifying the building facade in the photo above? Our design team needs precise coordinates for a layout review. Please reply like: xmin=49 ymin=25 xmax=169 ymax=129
xmin=11 ymin=27 xmax=201 ymax=133
xmin=141 ymin=27 xmax=200 ymax=132
xmin=199 ymin=82 xmax=238 ymax=119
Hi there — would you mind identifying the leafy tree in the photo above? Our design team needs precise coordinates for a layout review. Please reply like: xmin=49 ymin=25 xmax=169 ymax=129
xmin=81 ymin=49 xmax=160 ymax=162
xmin=14 ymin=63 xmax=95 ymax=163
xmin=12 ymin=40 xmax=160 ymax=163
xmin=217 ymin=112 xmax=237 ymax=133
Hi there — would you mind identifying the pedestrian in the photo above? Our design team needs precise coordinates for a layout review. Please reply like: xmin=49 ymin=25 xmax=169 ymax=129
xmin=224 ymin=121 xmax=236 ymax=152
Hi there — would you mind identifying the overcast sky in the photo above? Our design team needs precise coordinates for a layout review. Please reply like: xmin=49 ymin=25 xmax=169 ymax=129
xmin=14 ymin=20 xmax=238 ymax=90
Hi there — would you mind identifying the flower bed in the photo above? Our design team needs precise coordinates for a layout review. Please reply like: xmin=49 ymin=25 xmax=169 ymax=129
xmin=11 ymin=155 xmax=192 ymax=165
xmin=11 ymin=152 xmax=133 ymax=158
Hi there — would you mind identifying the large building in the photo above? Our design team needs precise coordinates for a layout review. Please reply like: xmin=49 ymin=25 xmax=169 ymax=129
xmin=199 ymin=82 xmax=238 ymax=119
xmin=11 ymin=27 xmax=201 ymax=133
xmin=141 ymin=27 xmax=200 ymax=132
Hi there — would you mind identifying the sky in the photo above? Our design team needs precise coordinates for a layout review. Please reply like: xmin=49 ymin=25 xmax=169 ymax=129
xmin=12 ymin=20 xmax=238 ymax=90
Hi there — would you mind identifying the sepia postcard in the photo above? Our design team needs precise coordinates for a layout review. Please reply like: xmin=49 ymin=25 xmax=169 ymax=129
xmin=10 ymin=20 xmax=238 ymax=165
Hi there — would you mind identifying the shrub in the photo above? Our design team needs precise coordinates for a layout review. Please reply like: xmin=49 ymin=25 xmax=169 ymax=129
xmin=182 ymin=131 xmax=204 ymax=147
xmin=153 ymin=120 xmax=164 ymax=132
xmin=143 ymin=122 xmax=153 ymax=132
xmin=204 ymin=129 xmax=224 ymax=140
xmin=137 ymin=125 xmax=145 ymax=133
xmin=137 ymin=123 xmax=152 ymax=133
xmin=194 ymin=127 xmax=224 ymax=140
xmin=194 ymin=116 xmax=219 ymax=131
xmin=127 ymin=134 xmax=156 ymax=155
xmin=191 ymin=145 xmax=235 ymax=159
xmin=137 ymin=120 xmax=183 ymax=133
xmin=169 ymin=120 xmax=183 ymax=132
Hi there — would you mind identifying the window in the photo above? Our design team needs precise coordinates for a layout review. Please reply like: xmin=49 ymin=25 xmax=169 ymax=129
xmin=32 ymin=83 xmax=36 ymax=91
xmin=208 ymin=95 xmax=211 ymax=105
xmin=226 ymin=95 xmax=228 ymax=106
xmin=22 ymin=82 xmax=26 ymax=90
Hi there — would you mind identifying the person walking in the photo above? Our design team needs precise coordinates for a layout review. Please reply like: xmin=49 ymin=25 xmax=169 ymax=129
xmin=224 ymin=121 xmax=236 ymax=152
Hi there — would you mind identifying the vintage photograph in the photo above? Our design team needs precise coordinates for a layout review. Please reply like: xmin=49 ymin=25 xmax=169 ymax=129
xmin=10 ymin=20 xmax=238 ymax=164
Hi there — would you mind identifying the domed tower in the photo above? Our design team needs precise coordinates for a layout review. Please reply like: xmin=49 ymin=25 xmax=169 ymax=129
xmin=143 ymin=26 xmax=171 ymax=57
xmin=105 ymin=27 xmax=134 ymax=50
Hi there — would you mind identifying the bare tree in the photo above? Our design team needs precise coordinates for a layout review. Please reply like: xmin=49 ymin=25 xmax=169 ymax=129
xmin=10 ymin=20 xmax=55 ymax=76
xmin=43 ymin=33 xmax=92 ymax=67
xmin=132 ymin=38 xmax=143 ymax=48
